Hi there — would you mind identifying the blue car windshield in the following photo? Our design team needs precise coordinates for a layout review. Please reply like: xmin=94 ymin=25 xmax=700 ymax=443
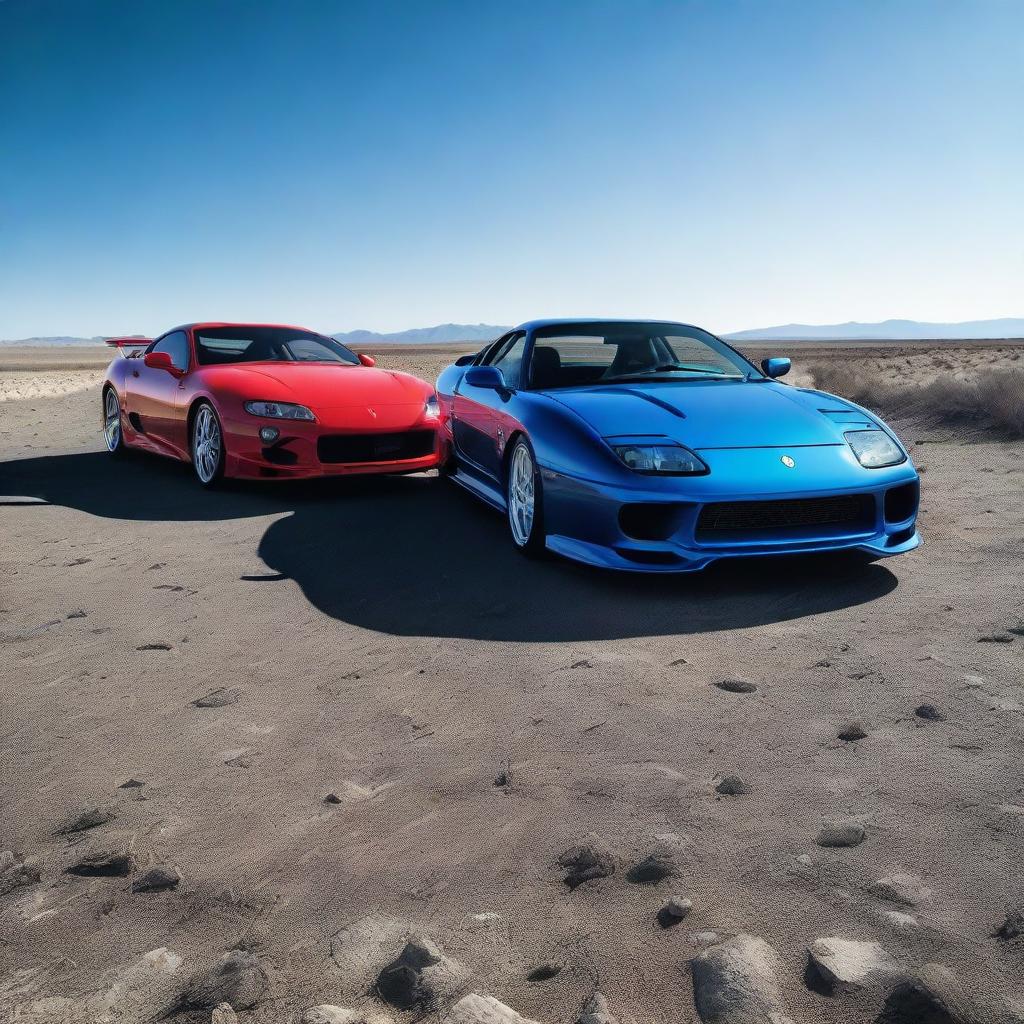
xmin=528 ymin=323 xmax=758 ymax=389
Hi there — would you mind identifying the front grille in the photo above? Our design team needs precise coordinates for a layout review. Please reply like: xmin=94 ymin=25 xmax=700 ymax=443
xmin=696 ymin=494 xmax=874 ymax=537
xmin=317 ymin=430 xmax=435 ymax=464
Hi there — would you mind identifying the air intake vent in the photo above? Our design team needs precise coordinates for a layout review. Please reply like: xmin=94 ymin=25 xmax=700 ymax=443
xmin=317 ymin=430 xmax=435 ymax=464
xmin=696 ymin=494 xmax=874 ymax=537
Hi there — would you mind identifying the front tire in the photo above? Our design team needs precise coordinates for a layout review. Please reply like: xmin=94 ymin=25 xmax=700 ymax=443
xmin=191 ymin=402 xmax=225 ymax=487
xmin=506 ymin=437 xmax=546 ymax=557
xmin=103 ymin=387 xmax=125 ymax=456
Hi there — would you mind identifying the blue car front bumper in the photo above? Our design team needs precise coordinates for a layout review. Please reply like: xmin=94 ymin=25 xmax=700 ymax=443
xmin=539 ymin=445 xmax=921 ymax=573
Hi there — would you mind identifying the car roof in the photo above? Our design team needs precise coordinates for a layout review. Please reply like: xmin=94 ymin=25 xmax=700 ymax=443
xmin=515 ymin=317 xmax=710 ymax=332
xmin=165 ymin=322 xmax=320 ymax=334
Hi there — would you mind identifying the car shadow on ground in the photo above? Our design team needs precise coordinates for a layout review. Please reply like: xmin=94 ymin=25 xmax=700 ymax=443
xmin=1 ymin=451 xmax=899 ymax=642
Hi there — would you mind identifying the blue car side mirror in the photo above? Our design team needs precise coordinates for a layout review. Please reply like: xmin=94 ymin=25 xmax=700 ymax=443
xmin=761 ymin=357 xmax=791 ymax=379
xmin=464 ymin=365 xmax=506 ymax=390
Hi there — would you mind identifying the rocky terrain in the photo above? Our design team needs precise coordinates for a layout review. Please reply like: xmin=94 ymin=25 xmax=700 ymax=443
xmin=1 ymin=342 xmax=1022 ymax=1022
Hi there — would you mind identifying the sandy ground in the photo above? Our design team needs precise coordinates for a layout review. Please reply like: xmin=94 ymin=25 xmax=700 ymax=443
xmin=1 ymin=343 xmax=1023 ymax=1023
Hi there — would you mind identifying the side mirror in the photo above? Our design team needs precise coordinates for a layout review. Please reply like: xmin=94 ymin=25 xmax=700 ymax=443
xmin=464 ymin=365 xmax=506 ymax=390
xmin=761 ymin=357 xmax=791 ymax=379
xmin=358 ymin=352 xmax=376 ymax=367
xmin=144 ymin=351 xmax=183 ymax=376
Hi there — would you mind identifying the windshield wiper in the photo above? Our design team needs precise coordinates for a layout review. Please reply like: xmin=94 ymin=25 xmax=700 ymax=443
xmin=601 ymin=368 xmax=743 ymax=383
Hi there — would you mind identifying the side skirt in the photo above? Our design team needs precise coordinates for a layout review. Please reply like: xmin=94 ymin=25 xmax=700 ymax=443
xmin=448 ymin=462 xmax=506 ymax=512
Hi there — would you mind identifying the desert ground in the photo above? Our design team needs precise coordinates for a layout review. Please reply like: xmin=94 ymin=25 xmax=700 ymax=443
xmin=1 ymin=340 xmax=1023 ymax=1024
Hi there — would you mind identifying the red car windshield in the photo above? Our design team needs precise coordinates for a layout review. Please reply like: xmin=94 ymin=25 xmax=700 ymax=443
xmin=194 ymin=326 xmax=360 ymax=366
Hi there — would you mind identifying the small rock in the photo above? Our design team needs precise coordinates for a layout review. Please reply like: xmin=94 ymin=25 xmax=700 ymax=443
xmin=881 ymin=963 xmax=978 ymax=1024
xmin=807 ymin=937 xmax=900 ymax=991
xmin=301 ymin=1006 xmax=395 ymax=1024
xmin=192 ymin=688 xmax=241 ymax=708
xmin=837 ymin=723 xmax=868 ymax=742
xmin=66 ymin=849 xmax=134 ymax=877
xmin=794 ymin=855 xmax=814 ymax=867
xmin=211 ymin=1004 xmax=238 ymax=1024
xmin=978 ymin=633 xmax=1014 ymax=643
xmin=882 ymin=911 xmax=920 ymax=932
xmin=995 ymin=903 xmax=1024 ymax=941
xmin=132 ymin=866 xmax=180 ymax=892
xmin=119 ymin=779 xmax=145 ymax=789
xmin=178 ymin=949 xmax=268 ymax=1012
xmin=445 ymin=994 xmax=540 ymax=1024
xmin=714 ymin=678 xmax=758 ymax=694
xmin=691 ymin=934 xmax=791 ymax=1023
xmin=558 ymin=834 xmax=616 ymax=888
xmin=658 ymin=896 xmax=693 ymax=928
xmin=914 ymin=703 xmax=946 ymax=722
xmin=578 ymin=992 xmax=617 ymax=1024
xmin=716 ymin=775 xmax=749 ymax=796
xmin=816 ymin=821 xmax=866 ymax=848
xmin=494 ymin=770 xmax=511 ymax=787
xmin=376 ymin=935 xmax=468 ymax=1010
xmin=627 ymin=849 xmax=677 ymax=885
xmin=870 ymin=873 xmax=930 ymax=907
xmin=137 ymin=642 xmax=172 ymax=651
xmin=323 ymin=792 xmax=343 ymax=804
xmin=56 ymin=806 xmax=114 ymax=835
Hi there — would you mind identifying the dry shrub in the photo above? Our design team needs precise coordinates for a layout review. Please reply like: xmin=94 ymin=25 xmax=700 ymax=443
xmin=809 ymin=364 xmax=1024 ymax=438
xmin=977 ymin=369 xmax=1024 ymax=435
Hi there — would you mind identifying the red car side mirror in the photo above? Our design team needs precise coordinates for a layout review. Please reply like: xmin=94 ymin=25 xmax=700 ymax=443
xmin=144 ymin=351 xmax=183 ymax=376
xmin=358 ymin=352 xmax=376 ymax=367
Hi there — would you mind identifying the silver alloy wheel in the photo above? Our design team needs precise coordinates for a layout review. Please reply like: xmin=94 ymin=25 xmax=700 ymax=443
xmin=508 ymin=442 xmax=535 ymax=547
xmin=103 ymin=389 xmax=121 ymax=451
xmin=192 ymin=405 xmax=222 ymax=484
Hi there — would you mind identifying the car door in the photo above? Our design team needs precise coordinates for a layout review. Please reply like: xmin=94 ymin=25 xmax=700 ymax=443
xmin=453 ymin=332 xmax=527 ymax=481
xmin=126 ymin=330 xmax=190 ymax=454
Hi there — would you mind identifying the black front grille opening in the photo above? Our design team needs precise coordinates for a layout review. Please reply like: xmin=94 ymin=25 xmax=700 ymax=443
xmin=262 ymin=445 xmax=298 ymax=466
xmin=617 ymin=548 xmax=681 ymax=566
xmin=884 ymin=481 xmax=919 ymax=523
xmin=619 ymin=503 xmax=685 ymax=541
xmin=696 ymin=494 xmax=875 ymax=537
xmin=318 ymin=430 xmax=435 ymax=465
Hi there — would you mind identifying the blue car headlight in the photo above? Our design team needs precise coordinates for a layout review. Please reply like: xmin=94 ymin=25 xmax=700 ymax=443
xmin=611 ymin=443 xmax=708 ymax=475
xmin=244 ymin=400 xmax=316 ymax=421
xmin=845 ymin=429 xmax=906 ymax=468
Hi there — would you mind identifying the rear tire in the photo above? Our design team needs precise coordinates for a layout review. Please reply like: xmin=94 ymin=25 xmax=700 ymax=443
xmin=191 ymin=402 xmax=225 ymax=488
xmin=506 ymin=437 xmax=546 ymax=557
xmin=103 ymin=387 xmax=125 ymax=456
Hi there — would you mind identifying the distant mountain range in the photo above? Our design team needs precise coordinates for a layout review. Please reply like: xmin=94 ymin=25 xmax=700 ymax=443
xmin=331 ymin=323 xmax=508 ymax=345
xmin=723 ymin=317 xmax=1024 ymax=341
xmin=3 ymin=318 xmax=1023 ymax=346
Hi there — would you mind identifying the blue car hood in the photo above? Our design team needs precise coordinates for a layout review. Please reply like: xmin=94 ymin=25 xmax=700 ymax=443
xmin=545 ymin=380 xmax=863 ymax=448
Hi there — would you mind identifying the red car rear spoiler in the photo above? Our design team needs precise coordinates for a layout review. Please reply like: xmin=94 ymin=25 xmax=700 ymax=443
xmin=105 ymin=337 xmax=152 ymax=358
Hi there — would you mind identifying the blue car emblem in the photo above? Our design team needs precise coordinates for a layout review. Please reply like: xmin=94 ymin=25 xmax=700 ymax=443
xmin=781 ymin=455 xmax=796 ymax=468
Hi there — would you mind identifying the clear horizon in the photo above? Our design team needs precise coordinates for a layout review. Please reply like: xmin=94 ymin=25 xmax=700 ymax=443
xmin=2 ymin=1 xmax=1022 ymax=339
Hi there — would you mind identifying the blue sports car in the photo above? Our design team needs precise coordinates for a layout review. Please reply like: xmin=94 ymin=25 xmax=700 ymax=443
xmin=435 ymin=319 xmax=921 ymax=572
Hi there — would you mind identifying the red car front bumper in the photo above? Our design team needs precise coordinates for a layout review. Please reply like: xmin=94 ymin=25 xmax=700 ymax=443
xmin=220 ymin=404 xmax=446 ymax=480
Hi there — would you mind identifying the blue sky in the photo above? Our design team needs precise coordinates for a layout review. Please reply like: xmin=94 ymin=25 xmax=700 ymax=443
xmin=1 ymin=0 xmax=1022 ymax=338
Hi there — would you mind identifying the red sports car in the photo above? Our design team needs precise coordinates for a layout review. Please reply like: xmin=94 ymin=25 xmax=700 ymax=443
xmin=101 ymin=323 xmax=444 ymax=485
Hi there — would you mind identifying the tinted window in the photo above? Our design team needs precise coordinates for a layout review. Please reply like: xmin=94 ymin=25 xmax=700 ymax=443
xmin=193 ymin=326 xmax=360 ymax=366
xmin=528 ymin=322 xmax=756 ymax=390
xmin=491 ymin=334 xmax=527 ymax=388
xmin=152 ymin=331 xmax=190 ymax=372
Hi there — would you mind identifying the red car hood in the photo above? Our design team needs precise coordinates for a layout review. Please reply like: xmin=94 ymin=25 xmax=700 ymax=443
xmin=201 ymin=362 xmax=430 ymax=410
